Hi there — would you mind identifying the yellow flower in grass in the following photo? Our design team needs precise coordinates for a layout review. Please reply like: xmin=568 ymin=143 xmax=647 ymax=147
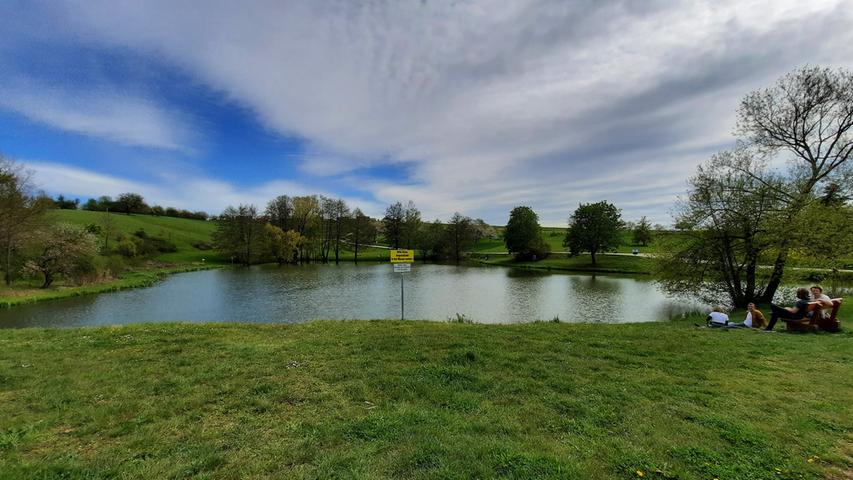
xmin=636 ymin=470 xmax=644 ymax=477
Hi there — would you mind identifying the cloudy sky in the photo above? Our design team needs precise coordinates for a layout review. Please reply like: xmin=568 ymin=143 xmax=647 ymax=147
xmin=1 ymin=0 xmax=852 ymax=225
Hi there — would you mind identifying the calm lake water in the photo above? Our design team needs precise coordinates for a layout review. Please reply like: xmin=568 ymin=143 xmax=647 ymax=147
xmin=0 ymin=264 xmax=708 ymax=328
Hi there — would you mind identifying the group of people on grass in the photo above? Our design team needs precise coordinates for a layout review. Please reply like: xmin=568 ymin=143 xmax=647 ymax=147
xmin=705 ymin=285 xmax=834 ymax=332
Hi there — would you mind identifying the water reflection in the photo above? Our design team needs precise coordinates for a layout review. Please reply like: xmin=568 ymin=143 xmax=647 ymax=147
xmin=0 ymin=264 xmax=709 ymax=328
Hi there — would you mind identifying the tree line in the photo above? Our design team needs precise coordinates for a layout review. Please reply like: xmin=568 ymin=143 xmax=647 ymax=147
xmin=42 ymin=192 xmax=211 ymax=221
xmin=213 ymin=195 xmax=498 ymax=266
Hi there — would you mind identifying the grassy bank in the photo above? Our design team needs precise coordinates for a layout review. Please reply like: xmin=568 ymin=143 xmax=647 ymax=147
xmin=47 ymin=210 xmax=221 ymax=264
xmin=472 ymin=253 xmax=654 ymax=275
xmin=1 ymin=319 xmax=850 ymax=479
xmin=0 ymin=265 xmax=216 ymax=309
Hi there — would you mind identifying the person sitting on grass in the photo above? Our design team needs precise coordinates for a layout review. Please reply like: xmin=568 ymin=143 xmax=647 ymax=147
xmin=726 ymin=303 xmax=766 ymax=328
xmin=706 ymin=305 xmax=732 ymax=328
xmin=764 ymin=288 xmax=811 ymax=331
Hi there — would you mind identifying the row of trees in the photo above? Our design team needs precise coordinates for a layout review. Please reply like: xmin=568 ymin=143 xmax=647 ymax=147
xmin=214 ymin=195 xmax=498 ymax=266
xmin=77 ymin=193 xmax=209 ymax=220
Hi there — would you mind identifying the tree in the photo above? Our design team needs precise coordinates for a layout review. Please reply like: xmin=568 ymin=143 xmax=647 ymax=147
xmin=504 ymin=206 xmax=550 ymax=260
xmin=263 ymin=224 xmax=302 ymax=265
xmin=330 ymin=198 xmax=350 ymax=264
xmin=0 ymin=157 xmax=47 ymax=285
xmin=417 ymin=219 xmax=446 ymax=261
xmin=55 ymin=194 xmax=79 ymax=209
xmin=213 ymin=205 xmax=263 ymax=265
xmin=655 ymin=150 xmax=785 ymax=307
xmin=115 ymin=193 xmax=148 ymax=215
xmin=632 ymin=216 xmax=653 ymax=246
xmin=22 ymin=223 xmax=98 ymax=288
xmin=735 ymin=65 xmax=853 ymax=302
xmin=266 ymin=195 xmax=293 ymax=231
xmin=382 ymin=202 xmax=405 ymax=248
xmin=100 ymin=211 xmax=117 ymax=252
xmin=564 ymin=201 xmax=622 ymax=265
xmin=350 ymin=208 xmax=375 ymax=264
xmin=291 ymin=196 xmax=321 ymax=261
xmin=445 ymin=213 xmax=477 ymax=265
xmin=401 ymin=201 xmax=422 ymax=249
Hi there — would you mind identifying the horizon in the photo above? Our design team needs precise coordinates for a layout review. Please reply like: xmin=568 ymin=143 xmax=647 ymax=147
xmin=2 ymin=1 xmax=852 ymax=227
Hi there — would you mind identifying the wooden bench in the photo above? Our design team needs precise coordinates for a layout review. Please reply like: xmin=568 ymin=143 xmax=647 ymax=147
xmin=786 ymin=298 xmax=843 ymax=332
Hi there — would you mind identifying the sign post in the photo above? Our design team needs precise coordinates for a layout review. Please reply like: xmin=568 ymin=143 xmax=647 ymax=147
xmin=390 ymin=250 xmax=414 ymax=320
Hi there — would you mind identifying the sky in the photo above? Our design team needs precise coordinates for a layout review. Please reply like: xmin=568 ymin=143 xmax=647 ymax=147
xmin=1 ymin=0 xmax=852 ymax=226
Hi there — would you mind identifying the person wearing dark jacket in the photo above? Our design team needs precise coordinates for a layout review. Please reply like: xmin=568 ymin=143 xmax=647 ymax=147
xmin=764 ymin=288 xmax=811 ymax=331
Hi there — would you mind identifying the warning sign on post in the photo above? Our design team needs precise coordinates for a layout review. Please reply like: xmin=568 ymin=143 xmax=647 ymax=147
xmin=390 ymin=249 xmax=414 ymax=263
xmin=393 ymin=263 xmax=411 ymax=273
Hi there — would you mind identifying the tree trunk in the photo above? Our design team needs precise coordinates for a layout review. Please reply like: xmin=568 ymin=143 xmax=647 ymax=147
xmin=758 ymin=242 xmax=790 ymax=303
xmin=590 ymin=250 xmax=597 ymax=265
xmin=41 ymin=271 xmax=53 ymax=289
xmin=4 ymin=242 xmax=11 ymax=286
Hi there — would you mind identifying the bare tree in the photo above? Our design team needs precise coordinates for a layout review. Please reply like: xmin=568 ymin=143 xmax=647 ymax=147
xmin=736 ymin=66 xmax=853 ymax=301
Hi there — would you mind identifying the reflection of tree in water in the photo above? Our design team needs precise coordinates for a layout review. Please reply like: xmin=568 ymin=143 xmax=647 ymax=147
xmin=504 ymin=268 xmax=551 ymax=279
xmin=565 ymin=275 xmax=624 ymax=323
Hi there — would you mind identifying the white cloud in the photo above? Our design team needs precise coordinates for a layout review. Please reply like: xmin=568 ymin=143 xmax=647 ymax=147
xmin=10 ymin=0 xmax=853 ymax=223
xmin=0 ymin=83 xmax=196 ymax=153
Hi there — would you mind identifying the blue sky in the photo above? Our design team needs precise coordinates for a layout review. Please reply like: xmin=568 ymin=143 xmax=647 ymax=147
xmin=1 ymin=0 xmax=852 ymax=225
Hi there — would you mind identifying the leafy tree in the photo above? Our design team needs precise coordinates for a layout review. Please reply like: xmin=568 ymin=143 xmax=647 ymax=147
xmin=115 ymin=193 xmax=148 ymax=215
xmin=382 ymin=202 xmax=404 ymax=248
xmin=632 ymin=216 xmax=653 ymax=246
xmin=417 ymin=219 xmax=446 ymax=261
xmin=655 ymin=150 xmax=784 ymax=307
xmin=22 ymin=223 xmax=98 ymax=288
xmin=564 ymin=201 xmax=622 ymax=265
xmin=504 ymin=206 xmax=550 ymax=260
xmin=263 ymin=224 xmax=302 ymax=265
xmin=401 ymin=201 xmax=422 ymax=249
xmin=735 ymin=65 xmax=853 ymax=302
xmin=213 ymin=205 xmax=263 ymax=265
xmin=54 ymin=194 xmax=79 ymax=209
xmin=266 ymin=195 xmax=293 ymax=231
xmin=0 ymin=157 xmax=47 ymax=285
xmin=445 ymin=213 xmax=477 ymax=265
xmin=350 ymin=208 xmax=375 ymax=263
xmin=150 ymin=205 xmax=165 ymax=216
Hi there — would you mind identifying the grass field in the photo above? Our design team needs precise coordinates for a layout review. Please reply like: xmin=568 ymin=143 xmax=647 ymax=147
xmin=0 ymin=318 xmax=850 ymax=479
xmin=470 ymin=227 xmax=679 ymax=256
xmin=472 ymin=253 xmax=654 ymax=275
xmin=47 ymin=210 xmax=221 ymax=264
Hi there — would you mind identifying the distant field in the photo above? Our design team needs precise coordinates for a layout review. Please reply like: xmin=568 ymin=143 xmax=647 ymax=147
xmin=470 ymin=227 xmax=675 ymax=255
xmin=47 ymin=209 xmax=221 ymax=264
xmin=473 ymin=253 xmax=654 ymax=275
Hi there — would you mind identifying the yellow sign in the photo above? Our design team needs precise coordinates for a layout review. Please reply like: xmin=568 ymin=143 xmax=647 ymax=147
xmin=390 ymin=249 xmax=414 ymax=263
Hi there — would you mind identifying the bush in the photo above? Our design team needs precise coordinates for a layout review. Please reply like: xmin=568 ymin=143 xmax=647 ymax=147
xmin=116 ymin=238 xmax=138 ymax=257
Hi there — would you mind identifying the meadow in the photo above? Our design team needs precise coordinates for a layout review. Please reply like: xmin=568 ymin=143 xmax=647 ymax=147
xmin=0 ymin=318 xmax=850 ymax=479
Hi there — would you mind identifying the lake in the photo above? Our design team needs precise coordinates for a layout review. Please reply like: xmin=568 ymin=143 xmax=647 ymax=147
xmin=0 ymin=264 xmax=708 ymax=328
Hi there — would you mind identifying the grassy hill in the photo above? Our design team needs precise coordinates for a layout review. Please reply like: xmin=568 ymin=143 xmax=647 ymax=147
xmin=0 ymin=318 xmax=850 ymax=479
xmin=47 ymin=209 xmax=220 ymax=264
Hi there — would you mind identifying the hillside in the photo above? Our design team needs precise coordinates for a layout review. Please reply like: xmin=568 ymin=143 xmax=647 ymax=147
xmin=47 ymin=209 xmax=220 ymax=264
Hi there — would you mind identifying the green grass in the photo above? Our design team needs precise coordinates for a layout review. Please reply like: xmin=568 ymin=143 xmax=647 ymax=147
xmin=473 ymin=253 xmax=654 ymax=275
xmin=470 ymin=228 xmax=681 ymax=255
xmin=0 ymin=319 xmax=850 ymax=479
xmin=47 ymin=210 xmax=220 ymax=264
